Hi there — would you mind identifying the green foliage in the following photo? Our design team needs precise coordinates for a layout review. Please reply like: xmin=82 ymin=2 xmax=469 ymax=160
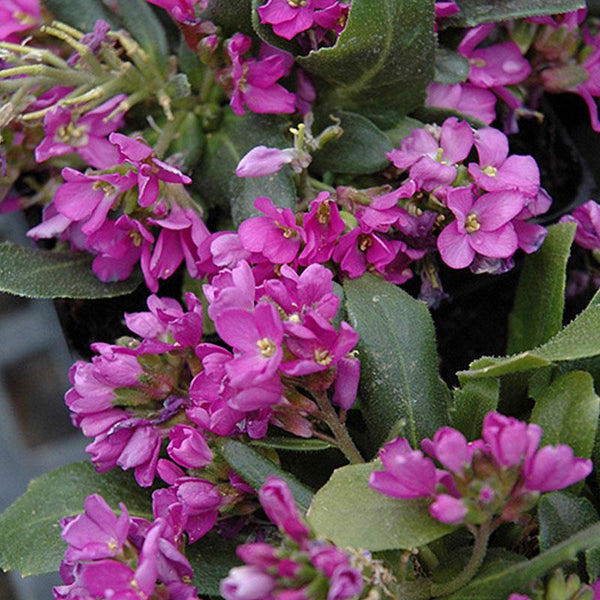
xmin=530 ymin=371 xmax=599 ymax=460
xmin=434 ymin=47 xmax=470 ymax=84
xmin=446 ymin=522 xmax=600 ymax=599
xmin=216 ymin=439 xmax=314 ymax=512
xmin=307 ymin=462 xmax=454 ymax=551
xmin=450 ymin=0 xmax=586 ymax=26
xmin=311 ymin=111 xmax=393 ymax=175
xmin=116 ymin=0 xmax=168 ymax=70
xmin=450 ymin=379 xmax=499 ymax=441
xmin=538 ymin=492 xmax=599 ymax=552
xmin=0 ymin=463 xmax=151 ymax=577
xmin=200 ymin=0 xmax=253 ymax=35
xmin=0 ymin=242 xmax=142 ymax=299
xmin=250 ymin=437 xmax=335 ymax=451
xmin=298 ymin=0 xmax=436 ymax=126
xmin=507 ymin=223 xmax=575 ymax=355
xmin=197 ymin=113 xmax=296 ymax=226
xmin=44 ymin=0 xmax=115 ymax=31
xmin=344 ymin=274 xmax=449 ymax=450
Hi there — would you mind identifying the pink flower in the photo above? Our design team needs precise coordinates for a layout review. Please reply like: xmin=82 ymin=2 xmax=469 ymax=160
xmin=238 ymin=196 xmax=304 ymax=264
xmin=437 ymin=187 xmax=525 ymax=269
xmin=369 ymin=438 xmax=437 ymax=499
xmin=435 ymin=1 xmax=459 ymax=19
xmin=426 ymin=82 xmax=497 ymax=125
xmin=146 ymin=0 xmax=200 ymax=22
xmin=228 ymin=33 xmax=296 ymax=115
xmin=167 ymin=425 xmax=213 ymax=469
xmin=0 ymin=0 xmax=40 ymax=41
xmin=523 ymin=445 xmax=592 ymax=492
xmin=236 ymin=145 xmax=295 ymax=177
xmin=221 ymin=566 xmax=277 ymax=600
xmin=429 ymin=494 xmax=467 ymax=524
xmin=482 ymin=412 xmax=541 ymax=468
xmin=560 ymin=200 xmax=600 ymax=250
xmin=421 ymin=427 xmax=471 ymax=474
xmin=257 ymin=0 xmax=341 ymax=40
xmin=35 ymin=96 xmax=126 ymax=168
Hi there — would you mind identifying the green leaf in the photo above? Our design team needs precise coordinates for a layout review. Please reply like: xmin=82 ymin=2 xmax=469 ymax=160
xmin=344 ymin=274 xmax=449 ymax=449
xmin=0 ymin=462 xmax=152 ymax=577
xmin=538 ymin=492 xmax=599 ymax=552
xmin=507 ymin=223 xmax=575 ymax=355
xmin=216 ymin=439 xmax=314 ymax=512
xmin=250 ymin=437 xmax=335 ymax=452
xmin=44 ymin=0 xmax=116 ymax=31
xmin=200 ymin=0 xmax=253 ymax=35
xmin=459 ymin=301 xmax=600 ymax=381
xmin=311 ymin=111 xmax=393 ymax=175
xmin=116 ymin=0 xmax=168 ymax=70
xmin=446 ymin=522 xmax=600 ymax=599
xmin=0 ymin=242 xmax=142 ymax=299
xmin=530 ymin=371 xmax=599 ymax=460
xmin=434 ymin=47 xmax=470 ymax=85
xmin=450 ymin=379 xmax=499 ymax=441
xmin=251 ymin=0 xmax=300 ymax=55
xmin=197 ymin=113 xmax=296 ymax=227
xmin=297 ymin=0 xmax=436 ymax=125
xmin=384 ymin=116 xmax=424 ymax=147
xmin=451 ymin=0 xmax=586 ymax=26
xmin=187 ymin=534 xmax=241 ymax=596
xmin=307 ymin=463 xmax=454 ymax=551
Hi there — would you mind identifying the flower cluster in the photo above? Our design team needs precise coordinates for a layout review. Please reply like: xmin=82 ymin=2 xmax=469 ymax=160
xmin=28 ymin=133 xmax=208 ymax=292
xmin=561 ymin=200 xmax=600 ymax=251
xmin=53 ymin=494 xmax=200 ymax=600
xmin=221 ymin=477 xmax=364 ymax=600
xmin=369 ymin=412 xmax=592 ymax=525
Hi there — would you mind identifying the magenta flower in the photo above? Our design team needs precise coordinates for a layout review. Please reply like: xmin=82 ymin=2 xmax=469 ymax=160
xmin=52 ymin=167 xmax=137 ymax=235
xmin=0 ymin=0 xmax=40 ymax=41
xmin=560 ymin=200 xmax=600 ymax=250
xmin=437 ymin=187 xmax=525 ymax=269
xmin=426 ymin=82 xmax=497 ymax=125
xmin=257 ymin=0 xmax=341 ymax=40
xmin=435 ymin=1 xmax=459 ymax=18
xmin=369 ymin=438 xmax=437 ymax=499
xmin=236 ymin=145 xmax=295 ymax=177
xmin=146 ymin=0 xmax=200 ymax=22
xmin=238 ymin=196 xmax=304 ymax=264
xmin=221 ymin=566 xmax=277 ymax=600
xmin=215 ymin=301 xmax=284 ymax=387
xmin=109 ymin=132 xmax=192 ymax=207
xmin=429 ymin=494 xmax=467 ymax=524
xmin=228 ymin=33 xmax=296 ymax=115
xmin=468 ymin=127 xmax=540 ymax=196
xmin=421 ymin=427 xmax=471 ymax=474
xmin=387 ymin=117 xmax=474 ymax=191
xmin=167 ymin=425 xmax=213 ymax=469
xmin=523 ymin=445 xmax=592 ymax=492
xmin=35 ymin=96 xmax=126 ymax=169
xmin=482 ymin=412 xmax=541 ymax=468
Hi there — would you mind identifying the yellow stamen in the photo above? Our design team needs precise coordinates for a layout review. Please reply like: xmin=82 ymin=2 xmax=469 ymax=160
xmin=464 ymin=212 xmax=480 ymax=233
xmin=257 ymin=338 xmax=276 ymax=358
xmin=314 ymin=349 xmax=333 ymax=366
xmin=288 ymin=0 xmax=307 ymax=6
xmin=482 ymin=165 xmax=498 ymax=177
xmin=92 ymin=180 xmax=116 ymax=195
xmin=358 ymin=234 xmax=372 ymax=252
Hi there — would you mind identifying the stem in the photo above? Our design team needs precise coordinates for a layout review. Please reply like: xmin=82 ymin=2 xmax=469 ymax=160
xmin=153 ymin=110 xmax=187 ymax=158
xmin=313 ymin=390 xmax=364 ymax=464
xmin=199 ymin=66 xmax=215 ymax=103
xmin=430 ymin=521 xmax=491 ymax=597
xmin=308 ymin=176 xmax=336 ymax=194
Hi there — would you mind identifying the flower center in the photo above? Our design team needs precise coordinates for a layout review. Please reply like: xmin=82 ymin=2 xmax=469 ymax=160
xmin=288 ymin=0 xmax=307 ymax=6
xmin=282 ymin=227 xmax=296 ymax=239
xmin=317 ymin=201 xmax=331 ymax=225
xmin=13 ymin=11 xmax=36 ymax=26
xmin=482 ymin=165 xmax=498 ymax=177
xmin=314 ymin=349 xmax=333 ymax=366
xmin=129 ymin=230 xmax=143 ymax=247
xmin=257 ymin=338 xmax=277 ymax=358
xmin=92 ymin=180 xmax=117 ymax=196
xmin=238 ymin=65 xmax=249 ymax=93
xmin=358 ymin=234 xmax=372 ymax=252
xmin=56 ymin=121 xmax=88 ymax=147
xmin=464 ymin=212 xmax=481 ymax=233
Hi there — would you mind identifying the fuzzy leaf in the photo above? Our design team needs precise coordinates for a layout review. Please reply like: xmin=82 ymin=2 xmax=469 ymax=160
xmin=451 ymin=0 xmax=586 ymax=26
xmin=344 ymin=274 xmax=449 ymax=450
xmin=507 ymin=223 xmax=575 ymax=354
xmin=44 ymin=0 xmax=115 ymax=31
xmin=297 ymin=0 xmax=435 ymax=125
xmin=307 ymin=463 xmax=454 ymax=551
xmin=188 ymin=534 xmax=241 ymax=596
xmin=311 ymin=111 xmax=393 ymax=175
xmin=538 ymin=492 xmax=599 ymax=552
xmin=446 ymin=522 xmax=600 ymax=599
xmin=530 ymin=371 xmax=599 ymax=460
xmin=200 ymin=0 xmax=253 ymax=34
xmin=450 ymin=379 xmax=499 ymax=441
xmin=250 ymin=437 xmax=334 ymax=451
xmin=216 ymin=439 xmax=314 ymax=512
xmin=116 ymin=0 xmax=168 ymax=69
xmin=197 ymin=113 xmax=296 ymax=227
xmin=0 ymin=463 xmax=152 ymax=577
xmin=0 ymin=242 xmax=142 ymax=299
xmin=434 ymin=47 xmax=470 ymax=84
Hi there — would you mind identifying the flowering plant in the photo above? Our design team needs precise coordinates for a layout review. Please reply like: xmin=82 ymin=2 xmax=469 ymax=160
xmin=1 ymin=1 xmax=600 ymax=599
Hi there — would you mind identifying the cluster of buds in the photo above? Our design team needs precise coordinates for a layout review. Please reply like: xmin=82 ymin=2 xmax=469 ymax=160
xmin=221 ymin=477 xmax=365 ymax=600
xmin=53 ymin=494 xmax=200 ymax=600
xmin=369 ymin=412 xmax=592 ymax=526
xmin=508 ymin=569 xmax=600 ymax=600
